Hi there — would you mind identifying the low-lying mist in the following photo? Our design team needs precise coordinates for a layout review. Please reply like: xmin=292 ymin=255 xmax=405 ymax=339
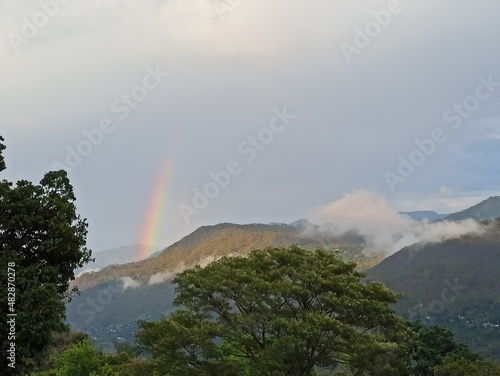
xmin=309 ymin=190 xmax=485 ymax=256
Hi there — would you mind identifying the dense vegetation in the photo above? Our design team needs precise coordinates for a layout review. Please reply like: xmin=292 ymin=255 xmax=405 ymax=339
xmin=34 ymin=246 xmax=500 ymax=375
xmin=136 ymin=246 xmax=412 ymax=376
xmin=367 ymin=221 xmax=500 ymax=361
xmin=66 ymin=246 xmax=375 ymax=347
xmin=0 ymin=136 xmax=93 ymax=373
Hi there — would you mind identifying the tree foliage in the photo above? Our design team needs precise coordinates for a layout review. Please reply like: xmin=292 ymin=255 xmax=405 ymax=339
xmin=0 ymin=137 xmax=93 ymax=373
xmin=137 ymin=246 xmax=412 ymax=376
xmin=434 ymin=355 xmax=500 ymax=376
xmin=53 ymin=339 xmax=116 ymax=376
xmin=407 ymin=321 xmax=480 ymax=376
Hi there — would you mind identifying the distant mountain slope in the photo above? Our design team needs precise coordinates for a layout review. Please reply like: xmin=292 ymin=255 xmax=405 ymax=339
xmin=366 ymin=219 xmax=500 ymax=361
xmin=400 ymin=211 xmax=447 ymax=222
xmin=399 ymin=196 xmax=500 ymax=222
xmin=444 ymin=196 xmax=500 ymax=221
xmin=74 ymin=222 xmax=377 ymax=291
xmin=66 ymin=280 xmax=176 ymax=350
xmin=75 ymin=245 xmax=159 ymax=276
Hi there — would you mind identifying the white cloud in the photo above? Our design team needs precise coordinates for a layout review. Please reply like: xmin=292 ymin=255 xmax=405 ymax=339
xmin=310 ymin=190 xmax=485 ymax=255
xmin=121 ymin=276 xmax=141 ymax=290
xmin=75 ymin=267 xmax=101 ymax=277
xmin=147 ymin=271 xmax=174 ymax=285
xmin=148 ymin=261 xmax=186 ymax=285
xmin=439 ymin=185 xmax=454 ymax=197
xmin=147 ymin=254 xmax=237 ymax=285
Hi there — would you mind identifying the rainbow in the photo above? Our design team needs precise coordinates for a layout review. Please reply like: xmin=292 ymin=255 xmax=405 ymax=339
xmin=139 ymin=157 xmax=176 ymax=260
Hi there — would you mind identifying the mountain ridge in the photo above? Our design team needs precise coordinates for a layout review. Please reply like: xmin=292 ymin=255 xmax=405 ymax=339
xmin=73 ymin=195 xmax=500 ymax=291
xmin=73 ymin=222 xmax=375 ymax=291
xmin=443 ymin=196 xmax=500 ymax=221
xmin=75 ymin=244 xmax=160 ymax=276
xmin=400 ymin=211 xmax=448 ymax=222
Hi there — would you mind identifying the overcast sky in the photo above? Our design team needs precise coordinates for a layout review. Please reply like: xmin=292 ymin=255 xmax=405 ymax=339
xmin=1 ymin=0 xmax=499 ymax=253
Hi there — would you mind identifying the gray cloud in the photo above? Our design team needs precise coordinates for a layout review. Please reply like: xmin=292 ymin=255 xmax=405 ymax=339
xmin=1 ymin=1 xmax=499 ymax=251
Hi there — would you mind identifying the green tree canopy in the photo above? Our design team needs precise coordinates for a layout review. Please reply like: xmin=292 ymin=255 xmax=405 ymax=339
xmin=53 ymin=339 xmax=116 ymax=376
xmin=434 ymin=355 xmax=500 ymax=376
xmin=0 ymin=137 xmax=92 ymax=373
xmin=408 ymin=321 xmax=480 ymax=376
xmin=137 ymin=246 xmax=412 ymax=376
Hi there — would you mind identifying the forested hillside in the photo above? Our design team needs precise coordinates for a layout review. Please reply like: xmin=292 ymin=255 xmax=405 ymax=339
xmin=367 ymin=219 xmax=500 ymax=361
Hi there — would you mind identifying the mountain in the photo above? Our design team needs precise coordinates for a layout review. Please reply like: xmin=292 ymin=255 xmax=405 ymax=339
xmin=443 ymin=196 xmax=500 ymax=221
xmin=73 ymin=222 xmax=377 ymax=291
xmin=74 ymin=244 xmax=160 ymax=277
xmin=399 ymin=196 xmax=500 ymax=222
xmin=267 ymin=219 xmax=313 ymax=227
xmin=289 ymin=218 xmax=313 ymax=227
xmin=366 ymin=219 xmax=500 ymax=361
xmin=400 ymin=211 xmax=448 ymax=222
xmin=67 ymin=221 xmax=383 ymax=348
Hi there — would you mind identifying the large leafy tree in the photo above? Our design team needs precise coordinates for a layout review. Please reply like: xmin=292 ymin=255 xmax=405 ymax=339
xmin=408 ymin=321 xmax=480 ymax=376
xmin=0 ymin=136 xmax=93 ymax=373
xmin=137 ymin=246 xmax=412 ymax=376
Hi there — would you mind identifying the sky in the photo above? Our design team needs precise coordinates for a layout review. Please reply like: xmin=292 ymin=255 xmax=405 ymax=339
xmin=1 ymin=0 xmax=499 ymax=254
